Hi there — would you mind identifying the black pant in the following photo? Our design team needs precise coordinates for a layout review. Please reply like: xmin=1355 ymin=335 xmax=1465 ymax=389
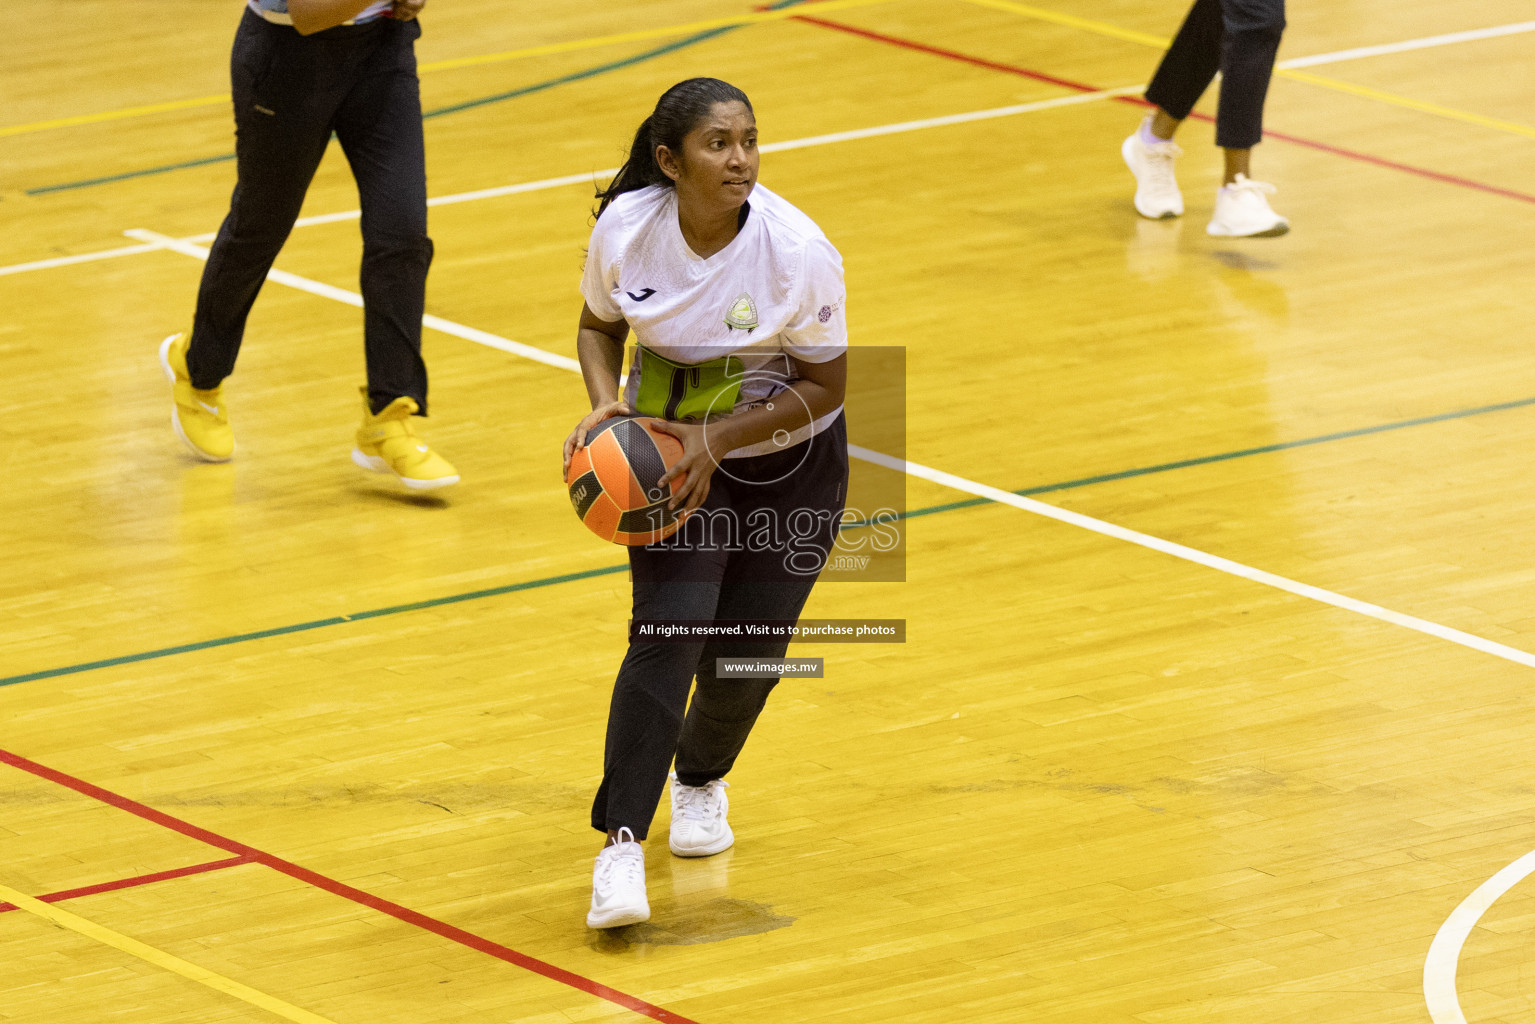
xmin=1145 ymin=0 xmax=1286 ymax=150
xmin=591 ymin=414 xmax=849 ymax=839
xmin=189 ymin=10 xmax=433 ymax=414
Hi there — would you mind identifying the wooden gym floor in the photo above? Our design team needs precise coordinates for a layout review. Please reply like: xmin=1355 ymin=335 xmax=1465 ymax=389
xmin=5 ymin=1 xmax=1535 ymax=1021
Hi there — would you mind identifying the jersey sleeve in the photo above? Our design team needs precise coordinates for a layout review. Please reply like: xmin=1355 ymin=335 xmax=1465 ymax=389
xmin=579 ymin=210 xmax=626 ymax=323
xmin=780 ymin=237 xmax=848 ymax=363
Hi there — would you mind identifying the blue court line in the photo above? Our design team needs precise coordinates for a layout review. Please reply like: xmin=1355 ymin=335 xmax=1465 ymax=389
xmin=6 ymin=391 xmax=1535 ymax=689
xmin=21 ymin=1 xmax=802 ymax=197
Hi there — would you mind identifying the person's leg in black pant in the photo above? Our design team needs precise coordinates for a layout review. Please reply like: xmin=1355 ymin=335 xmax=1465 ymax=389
xmin=1215 ymin=0 xmax=1286 ymax=152
xmin=590 ymin=575 xmax=725 ymax=840
xmin=188 ymin=15 xmax=335 ymax=390
xmin=674 ymin=414 xmax=847 ymax=788
xmin=1124 ymin=0 xmax=1289 ymax=234
xmin=1140 ymin=0 xmax=1285 ymax=182
xmin=590 ymin=476 xmax=740 ymax=841
xmin=672 ymin=580 xmax=815 ymax=788
xmin=1144 ymin=0 xmax=1224 ymax=128
xmin=334 ymin=19 xmax=433 ymax=415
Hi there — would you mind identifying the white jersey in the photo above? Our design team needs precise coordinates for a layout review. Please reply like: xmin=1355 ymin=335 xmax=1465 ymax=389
xmin=580 ymin=184 xmax=847 ymax=459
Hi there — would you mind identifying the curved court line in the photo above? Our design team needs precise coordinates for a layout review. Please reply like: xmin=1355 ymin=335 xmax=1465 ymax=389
xmin=0 ymin=880 xmax=340 ymax=1024
xmin=0 ymin=749 xmax=704 ymax=1024
xmin=0 ymin=0 xmax=861 ymax=140
xmin=1424 ymin=847 xmax=1535 ymax=1024
xmin=956 ymin=0 xmax=1535 ymax=139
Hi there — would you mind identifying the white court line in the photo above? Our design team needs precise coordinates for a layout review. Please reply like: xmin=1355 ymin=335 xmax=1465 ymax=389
xmin=1280 ymin=20 xmax=1535 ymax=70
xmin=1425 ymin=848 xmax=1535 ymax=1024
xmin=849 ymin=445 xmax=1535 ymax=668
xmin=133 ymin=222 xmax=1535 ymax=675
xmin=123 ymin=229 xmax=579 ymax=373
xmin=10 ymin=12 xmax=1535 ymax=278
xmin=0 ymin=241 xmax=164 ymax=278
xmin=173 ymin=88 xmax=1141 ymax=243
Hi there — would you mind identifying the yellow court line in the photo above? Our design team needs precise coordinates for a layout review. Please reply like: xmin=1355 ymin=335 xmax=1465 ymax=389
xmin=0 ymin=94 xmax=232 ymax=138
xmin=0 ymin=881 xmax=340 ymax=1024
xmin=0 ymin=0 xmax=894 ymax=139
xmin=957 ymin=0 xmax=1535 ymax=141
xmin=1278 ymin=67 xmax=1535 ymax=141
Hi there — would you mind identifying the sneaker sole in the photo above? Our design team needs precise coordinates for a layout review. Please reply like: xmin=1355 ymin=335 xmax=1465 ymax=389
xmin=161 ymin=334 xmax=233 ymax=463
xmin=1207 ymin=221 xmax=1291 ymax=238
xmin=586 ymin=903 xmax=650 ymax=929
xmin=351 ymin=447 xmax=459 ymax=490
xmin=669 ymin=826 xmax=734 ymax=858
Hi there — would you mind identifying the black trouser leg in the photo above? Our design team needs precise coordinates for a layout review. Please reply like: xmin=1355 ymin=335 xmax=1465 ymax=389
xmin=189 ymin=13 xmax=333 ymax=390
xmin=591 ymin=578 xmax=725 ymax=841
xmin=673 ymin=581 xmax=817 ymax=788
xmin=1144 ymin=0 xmax=1223 ymax=123
xmin=1215 ymin=0 xmax=1286 ymax=149
xmin=1143 ymin=0 xmax=1285 ymax=149
xmin=335 ymin=19 xmax=433 ymax=415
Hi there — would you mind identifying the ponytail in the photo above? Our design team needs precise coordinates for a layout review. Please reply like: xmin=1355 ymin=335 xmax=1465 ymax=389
xmin=595 ymin=116 xmax=668 ymax=219
xmin=594 ymin=78 xmax=753 ymax=219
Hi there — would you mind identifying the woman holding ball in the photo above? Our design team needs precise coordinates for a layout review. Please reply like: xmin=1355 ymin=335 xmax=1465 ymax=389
xmin=561 ymin=78 xmax=849 ymax=928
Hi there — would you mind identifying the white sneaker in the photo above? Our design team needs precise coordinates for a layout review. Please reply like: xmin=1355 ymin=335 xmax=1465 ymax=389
xmin=586 ymin=827 xmax=649 ymax=929
xmin=1121 ymin=117 xmax=1184 ymax=219
xmin=668 ymin=774 xmax=733 ymax=857
xmin=1207 ymin=175 xmax=1290 ymax=237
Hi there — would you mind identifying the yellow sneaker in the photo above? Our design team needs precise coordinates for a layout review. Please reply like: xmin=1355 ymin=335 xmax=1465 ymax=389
xmin=351 ymin=387 xmax=459 ymax=490
xmin=158 ymin=332 xmax=233 ymax=462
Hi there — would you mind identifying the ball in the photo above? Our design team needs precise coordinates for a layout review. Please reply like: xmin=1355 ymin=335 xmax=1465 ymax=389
xmin=566 ymin=416 xmax=689 ymax=546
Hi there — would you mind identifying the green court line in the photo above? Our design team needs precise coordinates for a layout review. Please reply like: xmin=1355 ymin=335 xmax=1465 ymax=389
xmin=0 ymin=565 xmax=629 ymax=687
xmin=6 ymin=392 xmax=1535 ymax=690
xmin=850 ymin=393 xmax=1535 ymax=526
xmin=21 ymin=4 xmax=790 ymax=197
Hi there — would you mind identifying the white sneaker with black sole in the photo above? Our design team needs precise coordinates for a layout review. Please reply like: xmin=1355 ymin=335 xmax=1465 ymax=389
xmin=668 ymin=774 xmax=733 ymax=857
xmin=1207 ymin=174 xmax=1290 ymax=237
xmin=1121 ymin=116 xmax=1184 ymax=219
xmin=586 ymin=827 xmax=649 ymax=929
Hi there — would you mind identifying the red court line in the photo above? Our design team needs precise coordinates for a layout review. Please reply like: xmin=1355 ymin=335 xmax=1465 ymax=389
xmin=0 ymin=748 xmax=700 ymax=1024
xmin=0 ymin=854 xmax=254 ymax=914
xmin=795 ymin=14 xmax=1535 ymax=208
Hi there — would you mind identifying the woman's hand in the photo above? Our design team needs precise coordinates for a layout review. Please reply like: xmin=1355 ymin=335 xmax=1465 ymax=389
xmin=650 ymin=421 xmax=718 ymax=515
xmin=562 ymin=400 xmax=633 ymax=477
xmin=392 ymin=0 xmax=427 ymax=21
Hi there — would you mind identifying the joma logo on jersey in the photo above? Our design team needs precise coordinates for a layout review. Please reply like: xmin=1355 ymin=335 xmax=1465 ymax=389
xmin=724 ymin=293 xmax=758 ymax=332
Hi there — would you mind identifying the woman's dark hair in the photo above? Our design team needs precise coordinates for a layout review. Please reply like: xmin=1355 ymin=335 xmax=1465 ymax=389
xmin=594 ymin=77 xmax=753 ymax=219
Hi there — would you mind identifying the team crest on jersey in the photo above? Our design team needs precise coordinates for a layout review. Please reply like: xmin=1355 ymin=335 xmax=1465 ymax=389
xmin=724 ymin=293 xmax=759 ymax=332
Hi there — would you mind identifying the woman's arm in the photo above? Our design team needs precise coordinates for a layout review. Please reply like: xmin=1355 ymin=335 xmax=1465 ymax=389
xmin=561 ymin=303 xmax=634 ymax=475
xmin=288 ymin=0 xmax=385 ymax=35
xmin=709 ymin=354 xmax=846 ymax=455
xmin=655 ymin=353 xmax=847 ymax=513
